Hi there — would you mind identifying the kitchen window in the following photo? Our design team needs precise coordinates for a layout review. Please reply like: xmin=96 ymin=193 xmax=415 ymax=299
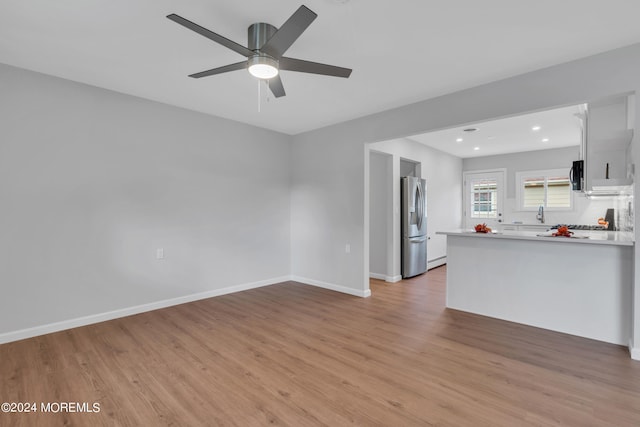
xmin=516 ymin=169 xmax=572 ymax=211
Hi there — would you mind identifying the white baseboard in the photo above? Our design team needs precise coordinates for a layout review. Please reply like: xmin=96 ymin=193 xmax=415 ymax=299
xmin=369 ymin=273 xmax=402 ymax=283
xmin=428 ymin=256 xmax=446 ymax=270
xmin=630 ymin=340 xmax=640 ymax=361
xmin=291 ymin=276 xmax=371 ymax=298
xmin=0 ymin=276 xmax=290 ymax=345
xmin=0 ymin=275 xmax=372 ymax=345
xmin=371 ymin=259 xmax=446 ymax=283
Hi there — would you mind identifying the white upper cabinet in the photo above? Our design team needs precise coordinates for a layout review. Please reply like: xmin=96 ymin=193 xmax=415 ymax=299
xmin=584 ymin=93 xmax=634 ymax=194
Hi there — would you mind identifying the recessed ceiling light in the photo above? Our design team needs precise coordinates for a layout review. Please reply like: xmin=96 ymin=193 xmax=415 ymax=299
xmin=456 ymin=138 xmax=463 ymax=142
xmin=542 ymin=138 xmax=549 ymax=142
xmin=473 ymin=146 xmax=480 ymax=151
xmin=463 ymin=128 xmax=478 ymax=132
xmin=532 ymin=126 xmax=541 ymax=131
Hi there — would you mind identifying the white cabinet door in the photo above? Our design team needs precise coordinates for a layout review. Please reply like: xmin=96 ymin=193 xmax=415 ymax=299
xmin=585 ymin=94 xmax=634 ymax=192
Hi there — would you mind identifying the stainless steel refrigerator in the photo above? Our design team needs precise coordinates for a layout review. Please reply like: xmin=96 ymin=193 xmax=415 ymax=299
xmin=401 ymin=177 xmax=427 ymax=278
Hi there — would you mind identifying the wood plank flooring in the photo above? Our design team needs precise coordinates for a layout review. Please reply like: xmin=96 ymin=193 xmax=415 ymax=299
xmin=1 ymin=265 xmax=640 ymax=426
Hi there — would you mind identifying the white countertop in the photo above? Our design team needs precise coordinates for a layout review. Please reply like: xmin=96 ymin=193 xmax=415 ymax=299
xmin=436 ymin=229 xmax=634 ymax=246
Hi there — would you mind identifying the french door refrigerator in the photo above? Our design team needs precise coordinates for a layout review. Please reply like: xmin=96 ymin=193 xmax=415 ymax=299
xmin=401 ymin=177 xmax=427 ymax=278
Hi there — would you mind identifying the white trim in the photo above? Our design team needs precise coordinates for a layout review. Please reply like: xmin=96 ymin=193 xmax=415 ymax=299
xmin=364 ymin=143 xmax=372 ymax=297
xmin=0 ymin=276 xmax=290 ymax=345
xmin=428 ymin=257 xmax=447 ymax=270
xmin=369 ymin=273 xmax=402 ymax=283
xmin=292 ymin=276 xmax=371 ymax=298
xmin=0 ymin=275 xmax=373 ymax=345
xmin=464 ymin=168 xmax=509 ymax=175
xmin=630 ymin=340 xmax=640 ymax=361
xmin=462 ymin=169 xmax=506 ymax=229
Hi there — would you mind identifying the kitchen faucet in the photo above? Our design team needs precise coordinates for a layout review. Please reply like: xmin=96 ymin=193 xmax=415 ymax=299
xmin=536 ymin=205 xmax=545 ymax=224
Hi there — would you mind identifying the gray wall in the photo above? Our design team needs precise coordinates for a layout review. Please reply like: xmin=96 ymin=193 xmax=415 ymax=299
xmin=368 ymin=151 xmax=392 ymax=278
xmin=0 ymin=63 xmax=292 ymax=335
xmin=290 ymin=43 xmax=640 ymax=354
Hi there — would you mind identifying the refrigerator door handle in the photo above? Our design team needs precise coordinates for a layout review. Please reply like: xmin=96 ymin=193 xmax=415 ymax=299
xmin=416 ymin=182 xmax=424 ymax=231
xmin=414 ymin=185 xmax=420 ymax=229
xmin=409 ymin=236 xmax=427 ymax=243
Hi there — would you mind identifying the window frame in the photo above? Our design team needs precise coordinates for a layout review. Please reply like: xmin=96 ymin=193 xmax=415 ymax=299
xmin=515 ymin=168 xmax=574 ymax=212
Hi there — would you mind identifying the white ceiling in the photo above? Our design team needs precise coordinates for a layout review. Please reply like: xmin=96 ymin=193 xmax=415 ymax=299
xmin=2 ymin=1 xmax=640 ymax=135
xmin=408 ymin=104 xmax=583 ymax=158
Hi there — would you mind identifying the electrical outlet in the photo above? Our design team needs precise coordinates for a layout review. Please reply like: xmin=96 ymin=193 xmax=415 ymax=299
xmin=345 ymin=244 xmax=351 ymax=253
xmin=156 ymin=248 xmax=164 ymax=259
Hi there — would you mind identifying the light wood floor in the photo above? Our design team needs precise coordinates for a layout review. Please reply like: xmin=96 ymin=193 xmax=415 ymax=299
xmin=2 ymin=266 xmax=640 ymax=426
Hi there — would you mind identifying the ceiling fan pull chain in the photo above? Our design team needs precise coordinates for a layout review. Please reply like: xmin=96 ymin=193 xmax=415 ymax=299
xmin=258 ymin=79 xmax=261 ymax=113
xmin=265 ymin=80 xmax=271 ymax=103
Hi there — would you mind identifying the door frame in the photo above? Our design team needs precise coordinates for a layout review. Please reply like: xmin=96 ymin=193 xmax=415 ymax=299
xmin=462 ymin=168 xmax=507 ymax=229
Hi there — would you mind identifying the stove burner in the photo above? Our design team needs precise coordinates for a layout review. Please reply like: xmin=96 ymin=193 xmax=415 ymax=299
xmin=550 ymin=224 xmax=607 ymax=231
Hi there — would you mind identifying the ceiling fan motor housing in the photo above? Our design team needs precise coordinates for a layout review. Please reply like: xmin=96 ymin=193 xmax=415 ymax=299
xmin=248 ymin=22 xmax=277 ymax=51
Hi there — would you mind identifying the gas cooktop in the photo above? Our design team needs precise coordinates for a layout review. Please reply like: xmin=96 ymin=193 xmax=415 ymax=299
xmin=549 ymin=224 xmax=607 ymax=230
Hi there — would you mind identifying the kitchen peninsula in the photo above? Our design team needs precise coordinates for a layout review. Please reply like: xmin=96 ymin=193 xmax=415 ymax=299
xmin=437 ymin=229 xmax=634 ymax=346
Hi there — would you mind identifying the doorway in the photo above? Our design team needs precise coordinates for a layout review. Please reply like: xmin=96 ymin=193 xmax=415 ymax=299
xmin=400 ymin=158 xmax=421 ymax=178
xmin=463 ymin=169 xmax=506 ymax=230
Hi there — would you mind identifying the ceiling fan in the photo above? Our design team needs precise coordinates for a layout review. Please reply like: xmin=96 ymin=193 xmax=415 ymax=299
xmin=167 ymin=5 xmax=352 ymax=98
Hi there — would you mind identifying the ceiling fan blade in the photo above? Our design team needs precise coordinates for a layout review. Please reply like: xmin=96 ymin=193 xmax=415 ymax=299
xmin=279 ymin=57 xmax=352 ymax=78
xmin=188 ymin=61 xmax=247 ymax=78
xmin=260 ymin=6 xmax=317 ymax=58
xmin=167 ymin=14 xmax=254 ymax=58
xmin=268 ymin=75 xmax=286 ymax=98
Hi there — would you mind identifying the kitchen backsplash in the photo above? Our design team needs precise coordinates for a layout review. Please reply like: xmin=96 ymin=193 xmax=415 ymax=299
xmin=503 ymin=193 xmax=634 ymax=230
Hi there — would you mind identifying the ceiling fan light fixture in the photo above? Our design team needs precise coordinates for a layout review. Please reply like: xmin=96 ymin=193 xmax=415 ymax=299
xmin=168 ymin=5 xmax=351 ymax=98
xmin=248 ymin=56 xmax=279 ymax=79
